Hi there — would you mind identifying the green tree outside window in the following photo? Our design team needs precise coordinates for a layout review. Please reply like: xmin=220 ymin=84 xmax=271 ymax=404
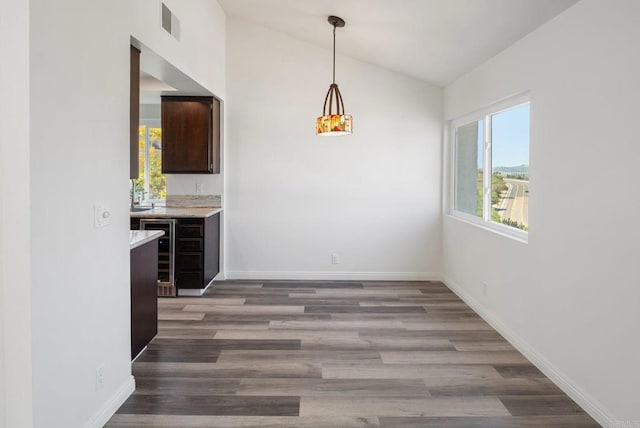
xmin=135 ymin=125 xmax=166 ymax=201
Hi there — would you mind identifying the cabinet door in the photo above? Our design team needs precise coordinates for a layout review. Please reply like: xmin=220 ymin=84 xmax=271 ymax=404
xmin=204 ymin=213 xmax=220 ymax=284
xmin=130 ymin=218 xmax=141 ymax=230
xmin=175 ymin=218 xmax=205 ymax=289
xmin=130 ymin=46 xmax=140 ymax=179
xmin=161 ymin=96 xmax=220 ymax=174
xmin=174 ymin=215 xmax=219 ymax=290
xmin=130 ymin=241 xmax=158 ymax=359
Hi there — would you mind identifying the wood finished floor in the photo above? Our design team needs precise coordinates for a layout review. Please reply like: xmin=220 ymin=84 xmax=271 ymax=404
xmin=106 ymin=281 xmax=599 ymax=428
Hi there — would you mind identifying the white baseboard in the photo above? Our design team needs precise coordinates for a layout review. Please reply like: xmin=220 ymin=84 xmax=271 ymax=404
xmin=131 ymin=346 xmax=148 ymax=362
xmin=441 ymin=274 xmax=613 ymax=427
xmin=177 ymin=274 xmax=224 ymax=296
xmin=84 ymin=375 xmax=135 ymax=428
xmin=178 ymin=288 xmax=205 ymax=296
xmin=223 ymin=271 xmax=442 ymax=281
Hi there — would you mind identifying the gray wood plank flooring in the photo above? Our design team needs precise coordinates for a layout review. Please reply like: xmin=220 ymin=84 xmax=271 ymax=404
xmin=106 ymin=281 xmax=599 ymax=427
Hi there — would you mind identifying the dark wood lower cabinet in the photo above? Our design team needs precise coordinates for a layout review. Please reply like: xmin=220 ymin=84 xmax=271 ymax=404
xmin=175 ymin=214 xmax=220 ymax=290
xmin=130 ymin=240 xmax=158 ymax=359
xmin=131 ymin=213 xmax=220 ymax=293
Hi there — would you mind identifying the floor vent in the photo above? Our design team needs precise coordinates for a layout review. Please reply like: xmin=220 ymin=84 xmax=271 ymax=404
xmin=161 ymin=3 xmax=181 ymax=41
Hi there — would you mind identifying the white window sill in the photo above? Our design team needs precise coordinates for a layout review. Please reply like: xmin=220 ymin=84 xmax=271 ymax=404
xmin=447 ymin=212 xmax=528 ymax=244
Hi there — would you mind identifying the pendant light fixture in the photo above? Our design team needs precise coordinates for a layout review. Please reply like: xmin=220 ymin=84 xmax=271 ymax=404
xmin=316 ymin=15 xmax=352 ymax=136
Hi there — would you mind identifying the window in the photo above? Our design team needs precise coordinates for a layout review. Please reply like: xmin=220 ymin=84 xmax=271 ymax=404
xmin=451 ymin=95 xmax=530 ymax=237
xmin=453 ymin=119 xmax=484 ymax=218
xmin=135 ymin=121 xmax=166 ymax=203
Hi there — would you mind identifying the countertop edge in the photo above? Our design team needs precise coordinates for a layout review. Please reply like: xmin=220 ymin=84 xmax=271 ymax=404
xmin=130 ymin=207 xmax=223 ymax=218
xmin=130 ymin=230 xmax=164 ymax=250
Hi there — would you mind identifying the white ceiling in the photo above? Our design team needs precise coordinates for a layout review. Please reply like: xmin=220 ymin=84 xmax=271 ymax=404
xmin=218 ymin=0 xmax=578 ymax=86
xmin=140 ymin=71 xmax=178 ymax=92
xmin=135 ymin=40 xmax=214 ymax=104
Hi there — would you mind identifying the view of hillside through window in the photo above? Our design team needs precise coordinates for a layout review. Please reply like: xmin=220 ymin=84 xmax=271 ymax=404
xmin=490 ymin=103 xmax=529 ymax=230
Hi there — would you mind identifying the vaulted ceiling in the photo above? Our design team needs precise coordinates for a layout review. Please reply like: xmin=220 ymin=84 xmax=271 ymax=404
xmin=218 ymin=0 xmax=578 ymax=86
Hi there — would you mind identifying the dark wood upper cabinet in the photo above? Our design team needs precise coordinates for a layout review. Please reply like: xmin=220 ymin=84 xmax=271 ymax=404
xmin=130 ymin=45 xmax=141 ymax=179
xmin=161 ymin=96 xmax=221 ymax=174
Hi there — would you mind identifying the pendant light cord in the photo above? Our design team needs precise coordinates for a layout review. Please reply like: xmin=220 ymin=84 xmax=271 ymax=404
xmin=332 ymin=24 xmax=336 ymax=84
xmin=320 ymin=17 xmax=347 ymax=117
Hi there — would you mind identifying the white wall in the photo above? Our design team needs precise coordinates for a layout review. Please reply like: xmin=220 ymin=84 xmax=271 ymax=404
xmin=140 ymin=103 xmax=161 ymax=121
xmin=17 ymin=1 xmax=227 ymax=427
xmin=130 ymin=0 xmax=225 ymax=99
xmin=225 ymin=18 xmax=442 ymax=279
xmin=129 ymin=0 xmax=226 ymax=199
xmin=442 ymin=0 xmax=640 ymax=424
xmin=167 ymin=172 xmax=224 ymax=198
xmin=0 ymin=0 xmax=33 ymax=426
xmin=29 ymin=1 xmax=132 ymax=426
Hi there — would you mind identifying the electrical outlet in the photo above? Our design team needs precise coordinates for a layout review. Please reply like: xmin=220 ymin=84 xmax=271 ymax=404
xmin=331 ymin=253 xmax=339 ymax=265
xmin=482 ymin=282 xmax=488 ymax=296
xmin=96 ymin=364 xmax=105 ymax=392
xmin=195 ymin=183 xmax=204 ymax=194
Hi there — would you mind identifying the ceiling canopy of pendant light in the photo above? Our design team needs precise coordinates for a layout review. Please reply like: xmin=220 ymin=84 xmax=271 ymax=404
xmin=316 ymin=15 xmax=352 ymax=137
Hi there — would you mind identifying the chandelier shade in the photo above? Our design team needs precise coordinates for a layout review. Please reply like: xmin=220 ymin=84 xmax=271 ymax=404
xmin=316 ymin=84 xmax=352 ymax=135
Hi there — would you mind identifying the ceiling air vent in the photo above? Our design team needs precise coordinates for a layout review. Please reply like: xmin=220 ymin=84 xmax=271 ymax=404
xmin=161 ymin=3 xmax=181 ymax=41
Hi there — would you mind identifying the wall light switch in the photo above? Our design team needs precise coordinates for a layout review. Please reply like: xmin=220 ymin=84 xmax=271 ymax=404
xmin=195 ymin=183 xmax=204 ymax=194
xmin=94 ymin=204 xmax=111 ymax=228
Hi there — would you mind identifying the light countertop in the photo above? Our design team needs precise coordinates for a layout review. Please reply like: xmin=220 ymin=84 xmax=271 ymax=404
xmin=130 ymin=230 xmax=164 ymax=250
xmin=130 ymin=207 xmax=222 ymax=218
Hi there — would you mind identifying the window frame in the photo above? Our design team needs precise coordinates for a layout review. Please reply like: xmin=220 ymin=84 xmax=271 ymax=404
xmin=449 ymin=93 xmax=530 ymax=242
xmin=139 ymin=119 xmax=166 ymax=206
